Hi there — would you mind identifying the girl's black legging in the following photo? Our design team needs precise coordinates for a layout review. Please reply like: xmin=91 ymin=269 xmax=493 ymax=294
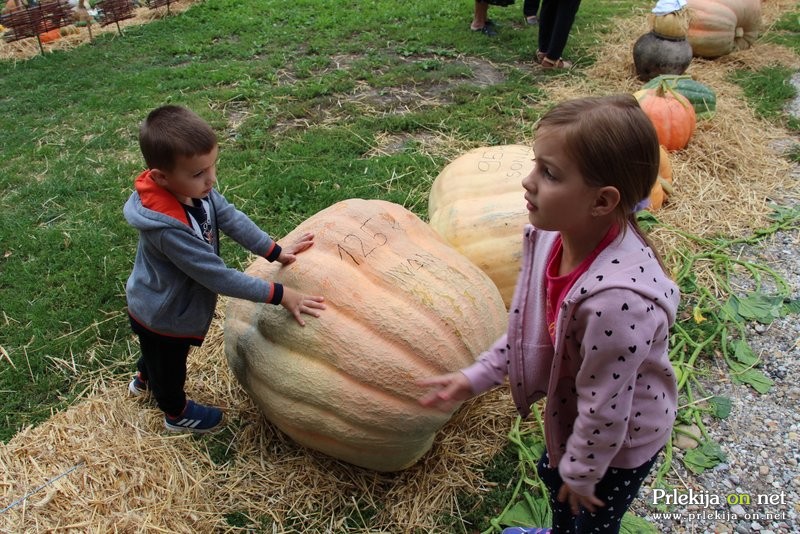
xmin=537 ymin=0 xmax=582 ymax=60
xmin=536 ymin=451 xmax=659 ymax=533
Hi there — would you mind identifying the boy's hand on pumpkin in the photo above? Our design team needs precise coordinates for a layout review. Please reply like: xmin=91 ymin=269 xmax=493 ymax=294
xmin=278 ymin=232 xmax=315 ymax=265
xmin=416 ymin=372 xmax=473 ymax=412
xmin=281 ymin=286 xmax=326 ymax=326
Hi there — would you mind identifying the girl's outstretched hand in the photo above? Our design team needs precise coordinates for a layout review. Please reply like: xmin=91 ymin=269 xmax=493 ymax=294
xmin=278 ymin=232 xmax=315 ymax=265
xmin=416 ymin=372 xmax=473 ymax=412
xmin=281 ymin=286 xmax=326 ymax=326
xmin=557 ymin=483 xmax=605 ymax=515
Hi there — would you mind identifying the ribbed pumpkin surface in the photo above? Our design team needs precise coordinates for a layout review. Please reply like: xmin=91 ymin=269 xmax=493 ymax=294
xmin=428 ymin=145 xmax=532 ymax=307
xmin=634 ymin=88 xmax=697 ymax=151
xmin=686 ymin=0 xmax=761 ymax=58
xmin=225 ymin=199 xmax=507 ymax=472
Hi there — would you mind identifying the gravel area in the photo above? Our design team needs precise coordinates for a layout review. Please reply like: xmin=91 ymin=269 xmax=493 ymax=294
xmin=629 ymin=78 xmax=800 ymax=534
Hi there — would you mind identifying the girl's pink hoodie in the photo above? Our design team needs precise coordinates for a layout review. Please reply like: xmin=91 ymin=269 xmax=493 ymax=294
xmin=462 ymin=224 xmax=680 ymax=497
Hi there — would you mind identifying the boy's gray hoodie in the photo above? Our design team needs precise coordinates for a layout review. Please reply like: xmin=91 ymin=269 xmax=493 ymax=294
xmin=124 ymin=170 xmax=283 ymax=341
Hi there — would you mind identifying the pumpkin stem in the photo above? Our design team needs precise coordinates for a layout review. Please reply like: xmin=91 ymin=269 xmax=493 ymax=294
xmin=658 ymin=177 xmax=674 ymax=196
xmin=658 ymin=79 xmax=692 ymax=111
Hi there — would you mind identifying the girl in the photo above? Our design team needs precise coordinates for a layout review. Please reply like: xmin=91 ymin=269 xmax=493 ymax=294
xmin=418 ymin=95 xmax=680 ymax=534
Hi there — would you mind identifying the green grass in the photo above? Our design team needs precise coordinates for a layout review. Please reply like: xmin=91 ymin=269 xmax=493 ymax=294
xmin=1 ymin=0 xmax=799 ymax=530
xmin=0 ymin=0 xmax=646 ymax=442
xmin=730 ymin=66 xmax=798 ymax=129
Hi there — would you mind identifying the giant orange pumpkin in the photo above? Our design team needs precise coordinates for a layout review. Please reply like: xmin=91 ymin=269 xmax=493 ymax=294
xmin=686 ymin=0 xmax=761 ymax=58
xmin=225 ymin=199 xmax=507 ymax=472
xmin=428 ymin=145 xmax=532 ymax=307
xmin=635 ymin=86 xmax=697 ymax=151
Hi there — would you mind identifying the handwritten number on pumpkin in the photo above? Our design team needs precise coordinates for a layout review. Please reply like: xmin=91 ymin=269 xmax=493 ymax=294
xmin=337 ymin=217 xmax=389 ymax=265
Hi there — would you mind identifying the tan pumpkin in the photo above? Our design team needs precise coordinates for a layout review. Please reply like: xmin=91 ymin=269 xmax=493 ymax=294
xmin=225 ymin=199 xmax=507 ymax=472
xmin=428 ymin=145 xmax=533 ymax=307
xmin=648 ymin=146 xmax=675 ymax=211
xmin=686 ymin=0 xmax=761 ymax=58
xmin=648 ymin=7 xmax=690 ymax=39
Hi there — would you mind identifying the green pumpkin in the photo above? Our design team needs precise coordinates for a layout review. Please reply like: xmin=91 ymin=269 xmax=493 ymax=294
xmin=643 ymin=75 xmax=716 ymax=120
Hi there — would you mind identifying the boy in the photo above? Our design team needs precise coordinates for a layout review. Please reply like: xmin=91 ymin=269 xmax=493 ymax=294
xmin=124 ymin=105 xmax=325 ymax=433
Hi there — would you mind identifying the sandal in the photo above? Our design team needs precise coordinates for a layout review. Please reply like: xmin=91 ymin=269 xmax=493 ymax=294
xmin=541 ymin=56 xmax=573 ymax=69
xmin=535 ymin=50 xmax=546 ymax=64
xmin=471 ymin=19 xmax=497 ymax=37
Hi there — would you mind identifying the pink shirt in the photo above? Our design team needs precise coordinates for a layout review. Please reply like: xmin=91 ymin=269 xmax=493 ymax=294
xmin=545 ymin=226 xmax=620 ymax=343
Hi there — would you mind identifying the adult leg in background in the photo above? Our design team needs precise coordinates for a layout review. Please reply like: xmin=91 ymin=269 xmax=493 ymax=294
xmin=537 ymin=0 xmax=581 ymax=64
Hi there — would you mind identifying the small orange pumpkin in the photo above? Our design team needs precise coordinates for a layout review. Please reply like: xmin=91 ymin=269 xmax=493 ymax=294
xmin=634 ymin=86 xmax=697 ymax=151
xmin=39 ymin=28 xmax=61 ymax=43
xmin=648 ymin=146 xmax=674 ymax=211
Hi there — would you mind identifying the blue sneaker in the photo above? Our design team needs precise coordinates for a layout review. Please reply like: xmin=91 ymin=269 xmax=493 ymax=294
xmin=164 ymin=400 xmax=223 ymax=433
xmin=128 ymin=372 xmax=149 ymax=397
xmin=502 ymin=528 xmax=551 ymax=534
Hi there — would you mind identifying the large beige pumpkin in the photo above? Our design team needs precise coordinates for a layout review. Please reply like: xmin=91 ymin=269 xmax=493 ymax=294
xmin=686 ymin=0 xmax=761 ymax=58
xmin=428 ymin=145 xmax=532 ymax=307
xmin=225 ymin=199 xmax=507 ymax=472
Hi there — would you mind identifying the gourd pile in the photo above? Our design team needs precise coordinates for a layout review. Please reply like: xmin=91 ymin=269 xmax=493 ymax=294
xmin=630 ymin=0 xmax=743 ymax=202
xmin=635 ymin=0 xmax=762 ymax=82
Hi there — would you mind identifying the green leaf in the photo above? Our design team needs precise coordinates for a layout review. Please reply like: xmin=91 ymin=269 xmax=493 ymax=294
xmin=677 ymin=270 xmax=698 ymax=294
xmin=636 ymin=210 xmax=659 ymax=232
xmin=620 ymin=512 xmax=659 ymax=533
xmin=719 ymin=297 xmax=744 ymax=324
xmin=683 ymin=440 xmax=727 ymax=474
xmin=675 ymin=409 xmax=694 ymax=425
xmin=732 ymin=367 xmax=774 ymax=394
xmin=768 ymin=203 xmax=800 ymax=222
xmin=781 ymin=297 xmax=800 ymax=316
xmin=708 ymin=396 xmax=732 ymax=419
xmin=732 ymin=340 xmax=758 ymax=366
xmin=499 ymin=500 xmax=536 ymax=527
xmin=499 ymin=492 xmax=551 ymax=528
xmin=733 ymin=293 xmax=784 ymax=323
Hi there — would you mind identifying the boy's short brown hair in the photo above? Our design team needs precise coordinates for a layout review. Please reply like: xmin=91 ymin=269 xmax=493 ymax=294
xmin=139 ymin=105 xmax=218 ymax=171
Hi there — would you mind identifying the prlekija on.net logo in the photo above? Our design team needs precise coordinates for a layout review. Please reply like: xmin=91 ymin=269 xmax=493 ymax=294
xmin=649 ymin=488 xmax=790 ymax=523
xmin=652 ymin=488 xmax=788 ymax=507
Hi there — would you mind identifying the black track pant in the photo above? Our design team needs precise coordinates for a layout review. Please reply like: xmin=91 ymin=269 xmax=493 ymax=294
xmin=134 ymin=329 xmax=192 ymax=417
